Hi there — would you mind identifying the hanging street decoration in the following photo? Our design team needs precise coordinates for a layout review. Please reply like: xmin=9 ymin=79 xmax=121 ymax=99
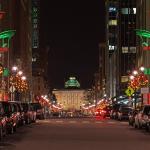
xmin=136 ymin=29 xmax=150 ymax=39
xmin=0 ymin=30 xmax=16 ymax=52
xmin=135 ymin=29 xmax=150 ymax=50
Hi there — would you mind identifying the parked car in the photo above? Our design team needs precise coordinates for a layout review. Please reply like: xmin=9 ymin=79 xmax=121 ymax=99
xmin=31 ymin=103 xmax=44 ymax=119
xmin=21 ymin=103 xmax=36 ymax=124
xmin=117 ymin=105 xmax=132 ymax=121
xmin=128 ymin=109 xmax=138 ymax=126
xmin=110 ymin=104 xmax=121 ymax=119
xmin=9 ymin=101 xmax=25 ymax=126
xmin=0 ymin=102 xmax=7 ymax=140
xmin=94 ymin=108 xmax=108 ymax=118
xmin=1 ymin=101 xmax=17 ymax=134
xmin=103 ymin=106 xmax=111 ymax=117
xmin=134 ymin=105 xmax=150 ymax=129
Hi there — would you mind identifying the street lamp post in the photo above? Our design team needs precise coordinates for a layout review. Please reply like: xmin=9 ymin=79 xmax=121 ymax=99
xmin=10 ymin=66 xmax=18 ymax=101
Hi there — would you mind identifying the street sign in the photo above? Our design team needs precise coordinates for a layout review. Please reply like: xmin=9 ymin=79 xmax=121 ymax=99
xmin=141 ymin=87 xmax=149 ymax=94
xmin=125 ymin=87 xmax=134 ymax=96
xmin=9 ymin=85 xmax=16 ymax=93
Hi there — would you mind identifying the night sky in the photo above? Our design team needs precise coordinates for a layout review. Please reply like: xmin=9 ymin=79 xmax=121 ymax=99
xmin=40 ymin=0 xmax=105 ymax=89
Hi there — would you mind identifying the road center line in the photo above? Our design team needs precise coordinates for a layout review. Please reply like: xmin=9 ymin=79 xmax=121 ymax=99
xmin=95 ymin=121 xmax=103 ymax=124
xmin=107 ymin=121 xmax=116 ymax=124
xmin=69 ymin=121 xmax=77 ymax=123
xmin=82 ymin=121 xmax=90 ymax=123
xmin=56 ymin=120 xmax=63 ymax=123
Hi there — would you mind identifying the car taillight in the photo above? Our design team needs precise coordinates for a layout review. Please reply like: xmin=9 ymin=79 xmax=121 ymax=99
xmin=95 ymin=111 xmax=99 ymax=114
xmin=101 ymin=110 xmax=106 ymax=113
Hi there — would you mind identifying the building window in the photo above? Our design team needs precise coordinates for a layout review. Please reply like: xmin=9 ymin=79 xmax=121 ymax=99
xmin=32 ymin=57 xmax=37 ymax=62
xmin=121 ymin=8 xmax=136 ymax=14
xmin=122 ymin=47 xmax=136 ymax=53
xmin=122 ymin=47 xmax=128 ymax=53
xmin=109 ymin=45 xmax=115 ymax=50
xmin=109 ymin=7 xmax=117 ymax=12
xmin=109 ymin=20 xmax=117 ymax=26
xmin=129 ymin=47 xmax=136 ymax=53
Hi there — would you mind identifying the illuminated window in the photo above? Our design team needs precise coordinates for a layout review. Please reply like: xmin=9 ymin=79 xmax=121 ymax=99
xmin=129 ymin=47 xmax=136 ymax=53
xmin=122 ymin=47 xmax=128 ymax=53
xmin=32 ymin=58 xmax=37 ymax=62
xmin=133 ymin=8 xmax=136 ymax=14
xmin=121 ymin=8 xmax=136 ymax=14
xmin=122 ymin=47 xmax=136 ymax=53
xmin=109 ymin=20 xmax=117 ymax=26
xmin=109 ymin=45 xmax=115 ymax=50
xmin=109 ymin=7 xmax=116 ymax=12
xmin=121 ymin=8 xmax=129 ymax=14
xmin=33 ymin=24 xmax=38 ymax=28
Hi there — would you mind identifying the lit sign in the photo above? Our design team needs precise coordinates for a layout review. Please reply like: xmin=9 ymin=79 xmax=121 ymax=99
xmin=143 ymin=46 xmax=150 ymax=51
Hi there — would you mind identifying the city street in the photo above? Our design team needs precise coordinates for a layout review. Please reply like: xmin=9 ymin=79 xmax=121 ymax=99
xmin=1 ymin=118 xmax=150 ymax=150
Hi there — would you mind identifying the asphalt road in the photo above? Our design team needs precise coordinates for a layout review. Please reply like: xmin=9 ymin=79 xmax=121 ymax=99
xmin=1 ymin=118 xmax=150 ymax=150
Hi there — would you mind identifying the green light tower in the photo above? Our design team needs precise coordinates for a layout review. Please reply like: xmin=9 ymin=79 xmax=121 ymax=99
xmin=65 ymin=77 xmax=80 ymax=89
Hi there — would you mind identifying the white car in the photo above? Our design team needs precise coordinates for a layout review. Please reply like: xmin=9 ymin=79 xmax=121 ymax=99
xmin=134 ymin=105 xmax=150 ymax=129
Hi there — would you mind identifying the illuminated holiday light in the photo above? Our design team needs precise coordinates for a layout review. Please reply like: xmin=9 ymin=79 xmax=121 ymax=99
xmin=0 ymin=30 xmax=16 ymax=39
xmin=12 ymin=66 xmax=18 ymax=71
xmin=18 ymin=71 xmax=23 ymax=76
xmin=21 ymin=76 xmax=26 ymax=80
xmin=130 ymin=75 xmax=135 ymax=80
xmin=139 ymin=66 xmax=145 ymax=72
xmin=133 ymin=70 xmax=138 ymax=75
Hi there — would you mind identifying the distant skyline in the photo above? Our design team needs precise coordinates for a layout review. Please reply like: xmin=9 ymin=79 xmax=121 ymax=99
xmin=40 ymin=0 xmax=105 ymax=89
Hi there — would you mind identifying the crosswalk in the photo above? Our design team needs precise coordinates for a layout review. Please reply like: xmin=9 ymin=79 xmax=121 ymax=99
xmin=37 ymin=119 xmax=128 ymax=125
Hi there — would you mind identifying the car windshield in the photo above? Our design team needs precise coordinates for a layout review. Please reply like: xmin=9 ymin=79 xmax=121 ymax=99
xmin=122 ymin=107 xmax=132 ymax=112
xmin=113 ymin=104 xmax=121 ymax=110
xmin=2 ymin=102 xmax=11 ymax=114
xmin=22 ymin=103 xmax=29 ymax=111
xmin=144 ymin=106 xmax=150 ymax=114
xmin=31 ymin=103 xmax=42 ymax=110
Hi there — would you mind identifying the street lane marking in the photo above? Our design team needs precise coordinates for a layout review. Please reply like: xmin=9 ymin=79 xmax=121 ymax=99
xmin=56 ymin=120 xmax=63 ymax=123
xmin=82 ymin=121 xmax=90 ymax=123
xmin=107 ymin=121 xmax=116 ymax=124
xmin=95 ymin=121 xmax=103 ymax=124
xmin=69 ymin=121 xmax=77 ymax=123
xmin=120 ymin=122 xmax=128 ymax=124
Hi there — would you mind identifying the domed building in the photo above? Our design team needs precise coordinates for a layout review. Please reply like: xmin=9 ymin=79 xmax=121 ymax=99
xmin=52 ymin=77 xmax=87 ymax=111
